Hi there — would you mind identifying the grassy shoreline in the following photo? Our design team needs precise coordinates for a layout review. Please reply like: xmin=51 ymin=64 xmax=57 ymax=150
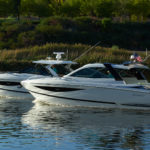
xmin=0 ymin=43 xmax=149 ymax=71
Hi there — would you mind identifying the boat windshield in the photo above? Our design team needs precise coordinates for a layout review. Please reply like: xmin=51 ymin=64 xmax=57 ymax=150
xmin=114 ymin=68 xmax=137 ymax=78
xmin=114 ymin=68 xmax=149 ymax=80
xmin=19 ymin=64 xmax=52 ymax=76
xmin=113 ymin=67 xmax=150 ymax=84
xmin=70 ymin=67 xmax=114 ymax=78
xmin=52 ymin=64 xmax=73 ymax=76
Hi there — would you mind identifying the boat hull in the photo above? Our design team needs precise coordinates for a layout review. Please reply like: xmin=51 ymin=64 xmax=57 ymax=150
xmin=23 ymin=82 xmax=150 ymax=109
xmin=0 ymin=85 xmax=34 ymax=100
xmin=0 ymin=73 xmax=44 ymax=100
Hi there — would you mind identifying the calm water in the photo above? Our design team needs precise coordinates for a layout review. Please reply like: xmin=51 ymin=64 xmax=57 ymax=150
xmin=1 ymin=98 xmax=150 ymax=150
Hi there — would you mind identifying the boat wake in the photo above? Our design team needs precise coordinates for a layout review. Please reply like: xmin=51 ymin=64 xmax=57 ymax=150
xmin=33 ymin=98 xmax=150 ymax=111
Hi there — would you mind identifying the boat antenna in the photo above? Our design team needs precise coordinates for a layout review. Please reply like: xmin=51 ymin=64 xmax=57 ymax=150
xmin=73 ymin=41 xmax=101 ymax=61
xmin=66 ymin=49 xmax=69 ymax=60
xmin=143 ymin=48 xmax=150 ymax=62
xmin=146 ymin=48 xmax=148 ymax=57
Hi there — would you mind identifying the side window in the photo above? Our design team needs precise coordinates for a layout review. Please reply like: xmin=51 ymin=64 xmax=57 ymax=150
xmin=70 ymin=67 xmax=111 ymax=78
xmin=115 ymin=69 xmax=136 ymax=78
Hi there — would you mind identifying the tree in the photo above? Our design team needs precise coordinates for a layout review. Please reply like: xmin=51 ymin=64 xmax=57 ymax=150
xmin=95 ymin=0 xmax=115 ymax=18
xmin=34 ymin=0 xmax=53 ymax=17
xmin=60 ymin=0 xmax=82 ymax=17
xmin=0 ymin=0 xmax=12 ymax=17
xmin=9 ymin=0 xmax=21 ymax=20
xmin=132 ymin=0 xmax=150 ymax=21
xmin=21 ymin=0 xmax=53 ymax=17
xmin=15 ymin=0 xmax=21 ymax=20
xmin=80 ymin=0 xmax=97 ymax=16
xmin=21 ymin=0 xmax=36 ymax=17
xmin=112 ymin=0 xmax=133 ymax=21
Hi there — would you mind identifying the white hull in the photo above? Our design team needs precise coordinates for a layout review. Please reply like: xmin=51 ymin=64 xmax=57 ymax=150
xmin=24 ymin=83 xmax=150 ymax=109
xmin=0 ymin=73 xmax=37 ymax=99
xmin=0 ymin=85 xmax=34 ymax=100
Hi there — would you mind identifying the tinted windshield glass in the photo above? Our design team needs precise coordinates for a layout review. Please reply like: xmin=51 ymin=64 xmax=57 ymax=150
xmin=139 ymin=68 xmax=150 ymax=82
xmin=71 ymin=67 xmax=113 ymax=78
xmin=53 ymin=64 xmax=72 ymax=76
xmin=114 ymin=69 xmax=135 ymax=78
xmin=114 ymin=68 xmax=150 ymax=81
xmin=20 ymin=64 xmax=52 ymax=76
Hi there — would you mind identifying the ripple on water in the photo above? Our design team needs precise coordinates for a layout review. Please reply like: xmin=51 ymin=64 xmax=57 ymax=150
xmin=0 ymin=98 xmax=150 ymax=150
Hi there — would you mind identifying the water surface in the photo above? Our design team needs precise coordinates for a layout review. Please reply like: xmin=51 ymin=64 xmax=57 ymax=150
xmin=0 ymin=98 xmax=150 ymax=150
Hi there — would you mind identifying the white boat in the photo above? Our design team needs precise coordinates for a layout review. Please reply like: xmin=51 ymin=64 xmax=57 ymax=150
xmin=0 ymin=52 xmax=77 ymax=99
xmin=21 ymin=62 xmax=150 ymax=109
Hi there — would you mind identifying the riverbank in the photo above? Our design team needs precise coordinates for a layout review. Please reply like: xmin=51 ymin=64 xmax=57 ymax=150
xmin=0 ymin=43 xmax=149 ymax=71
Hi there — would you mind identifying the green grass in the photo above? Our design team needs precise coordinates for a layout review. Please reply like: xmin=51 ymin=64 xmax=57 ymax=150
xmin=0 ymin=43 xmax=149 ymax=71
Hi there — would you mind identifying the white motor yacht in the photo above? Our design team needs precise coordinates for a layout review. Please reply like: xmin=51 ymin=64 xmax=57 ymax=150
xmin=0 ymin=52 xmax=77 ymax=99
xmin=21 ymin=62 xmax=150 ymax=109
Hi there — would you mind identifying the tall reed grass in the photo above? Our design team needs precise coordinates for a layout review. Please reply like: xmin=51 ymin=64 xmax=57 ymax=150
xmin=0 ymin=43 xmax=149 ymax=71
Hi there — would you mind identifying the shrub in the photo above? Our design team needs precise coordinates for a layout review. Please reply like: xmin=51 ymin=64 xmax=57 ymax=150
xmin=101 ymin=18 xmax=112 ymax=28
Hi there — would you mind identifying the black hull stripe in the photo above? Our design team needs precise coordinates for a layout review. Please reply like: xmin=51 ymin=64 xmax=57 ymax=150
xmin=29 ymin=90 xmax=116 ymax=105
xmin=0 ymin=81 xmax=21 ymax=86
xmin=0 ymin=87 xmax=29 ymax=94
xmin=35 ymin=86 xmax=83 ymax=92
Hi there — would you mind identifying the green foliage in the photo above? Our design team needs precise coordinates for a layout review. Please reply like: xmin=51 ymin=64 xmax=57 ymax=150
xmin=17 ymin=31 xmax=38 ymax=47
xmin=101 ymin=18 xmax=112 ymax=28
xmin=0 ymin=0 xmax=10 ymax=17
xmin=0 ymin=60 xmax=32 ymax=71
xmin=0 ymin=0 xmax=22 ymax=20
xmin=80 ymin=0 xmax=97 ymax=16
xmin=12 ymin=0 xmax=21 ymax=20
xmin=0 ymin=16 xmax=150 ymax=50
xmin=111 ymin=45 xmax=119 ymax=50
xmin=132 ymin=0 xmax=150 ymax=21
xmin=74 ymin=16 xmax=95 ymax=31
xmin=60 ymin=0 xmax=82 ymax=17
xmin=21 ymin=0 xmax=37 ymax=16
xmin=95 ymin=0 xmax=115 ymax=17
xmin=0 ymin=0 xmax=150 ymax=20
xmin=21 ymin=0 xmax=53 ymax=17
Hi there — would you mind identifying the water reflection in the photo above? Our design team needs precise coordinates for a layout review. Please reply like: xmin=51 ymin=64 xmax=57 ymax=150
xmin=0 ymin=98 xmax=33 ymax=116
xmin=22 ymin=100 xmax=150 ymax=150
xmin=0 ymin=98 xmax=34 ymax=150
xmin=1 ymin=97 xmax=150 ymax=149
